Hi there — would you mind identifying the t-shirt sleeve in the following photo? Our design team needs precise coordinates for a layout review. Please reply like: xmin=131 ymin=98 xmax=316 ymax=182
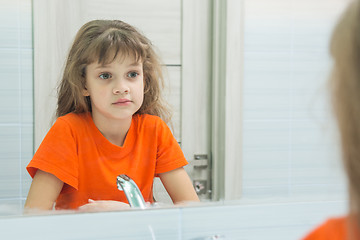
xmin=155 ymin=119 xmax=188 ymax=174
xmin=302 ymin=218 xmax=346 ymax=240
xmin=303 ymin=222 xmax=328 ymax=240
xmin=26 ymin=118 xmax=79 ymax=190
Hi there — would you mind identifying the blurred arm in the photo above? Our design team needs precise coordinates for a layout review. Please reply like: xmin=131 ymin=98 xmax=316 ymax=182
xmin=159 ymin=167 xmax=200 ymax=204
xmin=24 ymin=169 xmax=64 ymax=211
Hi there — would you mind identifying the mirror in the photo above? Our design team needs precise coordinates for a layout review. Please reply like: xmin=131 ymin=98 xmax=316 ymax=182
xmin=0 ymin=0 xmax=350 ymax=217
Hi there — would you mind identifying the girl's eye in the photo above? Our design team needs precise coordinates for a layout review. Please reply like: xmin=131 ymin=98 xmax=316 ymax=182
xmin=127 ymin=72 xmax=139 ymax=78
xmin=99 ymin=73 xmax=111 ymax=80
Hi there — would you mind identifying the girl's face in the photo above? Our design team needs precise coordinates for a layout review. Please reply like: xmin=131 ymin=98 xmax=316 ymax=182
xmin=83 ymin=53 xmax=144 ymax=123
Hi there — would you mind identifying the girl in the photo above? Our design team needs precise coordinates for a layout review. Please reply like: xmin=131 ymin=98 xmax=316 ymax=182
xmin=303 ymin=0 xmax=360 ymax=239
xmin=25 ymin=19 xmax=199 ymax=211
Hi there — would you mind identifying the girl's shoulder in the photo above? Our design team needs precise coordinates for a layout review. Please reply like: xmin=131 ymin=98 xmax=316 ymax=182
xmin=58 ymin=112 xmax=89 ymax=120
xmin=133 ymin=114 xmax=170 ymax=134
xmin=134 ymin=113 xmax=164 ymax=125
xmin=55 ymin=112 xmax=91 ymax=128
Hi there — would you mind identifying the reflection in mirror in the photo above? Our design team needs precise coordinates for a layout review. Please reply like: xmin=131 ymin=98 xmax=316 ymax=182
xmin=26 ymin=14 xmax=199 ymax=212
xmin=0 ymin=0 xmax=351 ymax=219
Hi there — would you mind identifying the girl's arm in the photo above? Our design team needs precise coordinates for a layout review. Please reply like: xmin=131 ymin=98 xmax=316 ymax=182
xmin=159 ymin=167 xmax=200 ymax=204
xmin=24 ymin=169 xmax=64 ymax=211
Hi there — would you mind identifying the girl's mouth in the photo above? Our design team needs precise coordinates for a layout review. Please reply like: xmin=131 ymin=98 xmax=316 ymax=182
xmin=113 ymin=99 xmax=132 ymax=105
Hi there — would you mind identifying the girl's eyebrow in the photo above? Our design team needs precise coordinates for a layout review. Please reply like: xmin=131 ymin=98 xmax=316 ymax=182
xmin=94 ymin=62 xmax=141 ymax=69
xmin=94 ymin=64 xmax=111 ymax=69
xmin=128 ymin=62 xmax=142 ymax=67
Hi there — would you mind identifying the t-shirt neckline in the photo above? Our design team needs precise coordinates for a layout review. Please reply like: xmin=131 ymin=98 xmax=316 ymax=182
xmin=85 ymin=112 xmax=137 ymax=156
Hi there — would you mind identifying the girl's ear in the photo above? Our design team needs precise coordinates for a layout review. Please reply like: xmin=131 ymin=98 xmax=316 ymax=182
xmin=82 ymin=87 xmax=90 ymax=96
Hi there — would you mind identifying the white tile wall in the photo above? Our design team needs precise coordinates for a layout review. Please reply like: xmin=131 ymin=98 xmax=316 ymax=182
xmin=241 ymin=0 xmax=348 ymax=200
xmin=163 ymin=66 xmax=181 ymax=141
xmin=0 ymin=126 xmax=21 ymax=198
xmin=0 ymin=0 xmax=33 ymax=201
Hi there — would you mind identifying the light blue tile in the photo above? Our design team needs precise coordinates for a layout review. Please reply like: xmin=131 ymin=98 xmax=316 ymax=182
xmin=244 ymin=34 xmax=292 ymax=52
xmin=243 ymin=167 xmax=290 ymax=187
xmin=0 ymin=49 xmax=20 ymax=90
xmin=243 ymin=92 xmax=291 ymax=120
xmin=244 ymin=51 xmax=292 ymax=73
xmin=19 ymin=0 xmax=32 ymax=49
xmin=242 ymin=186 xmax=288 ymax=198
xmin=0 ymin=2 xmax=20 ymax=49
xmin=291 ymin=163 xmax=345 ymax=186
xmin=242 ymin=121 xmax=291 ymax=150
xmin=292 ymin=51 xmax=331 ymax=74
xmin=291 ymin=148 xmax=341 ymax=169
xmin=0 ymin=28 xmax=20 ymax=49
xmin=0 ymin=44 xmax=32 ymax=125
xmin=20 ymin=49 xmax=33 ymax=124
xmin=21 ymin=175 xmax=31 ymax=200
xmin=292 ymin=34 xmax=330 ymax=52
xmin=242 ymin=148 xmax=289 ymax=188
xmin=243 ymin=1 xmax=292 ymax=52
xmin=0 ymin=0 xmax=32 ymax=202
xmin=0 ymin=126 xmax=21 ymax=199
xmin=21 ymin=125 xmax=33 ymax=198
xmin=20 ymin=89 xmax=33 ymax=123
xmin=20 ymin=49 xmax=33 ymax=90
xmin=291 ymin=184 xmax=347 ymax=200
xmin=291 ymin=120 xmax=330 ymax=148
xmin=0 ymin=1 xmax=32 ymax=49
xmin=243 ymin=51 xmax=293 ymax=120
xmin=0 ymin=90 xmax=20 ymax=123
xmin=243 ymin=149 xmax=288 ymax=166
xmin=243 ymin=71 xmax=291 ymax=92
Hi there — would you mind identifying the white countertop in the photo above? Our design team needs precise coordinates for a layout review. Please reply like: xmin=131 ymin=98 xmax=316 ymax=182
xmin=0 ymin=199 xmax=347 ymax=240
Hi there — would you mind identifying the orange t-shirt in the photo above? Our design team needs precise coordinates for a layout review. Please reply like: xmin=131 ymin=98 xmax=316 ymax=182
xmin=303 ymin=216 xmax=360 ymax=240
xmin=27 ymin=112 xmax=188 ymax=209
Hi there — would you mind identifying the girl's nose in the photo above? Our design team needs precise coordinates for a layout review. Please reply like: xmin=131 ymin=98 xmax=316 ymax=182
xmin=113 ymin=88 xmax=129 ymax=94
xmin=113 ymin=80 xmax=130 ymax=94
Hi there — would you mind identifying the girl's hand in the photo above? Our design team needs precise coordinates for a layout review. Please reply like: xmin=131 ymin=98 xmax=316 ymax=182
xmin=78 ymin=199 xmax=130 ymax=212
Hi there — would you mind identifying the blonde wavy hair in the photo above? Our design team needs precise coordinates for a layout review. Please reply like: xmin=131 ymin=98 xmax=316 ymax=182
xmin=56 ymin=20 xmax=171 ymax=123
xmin=330 ymin=0 xmax=360 ymax=231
